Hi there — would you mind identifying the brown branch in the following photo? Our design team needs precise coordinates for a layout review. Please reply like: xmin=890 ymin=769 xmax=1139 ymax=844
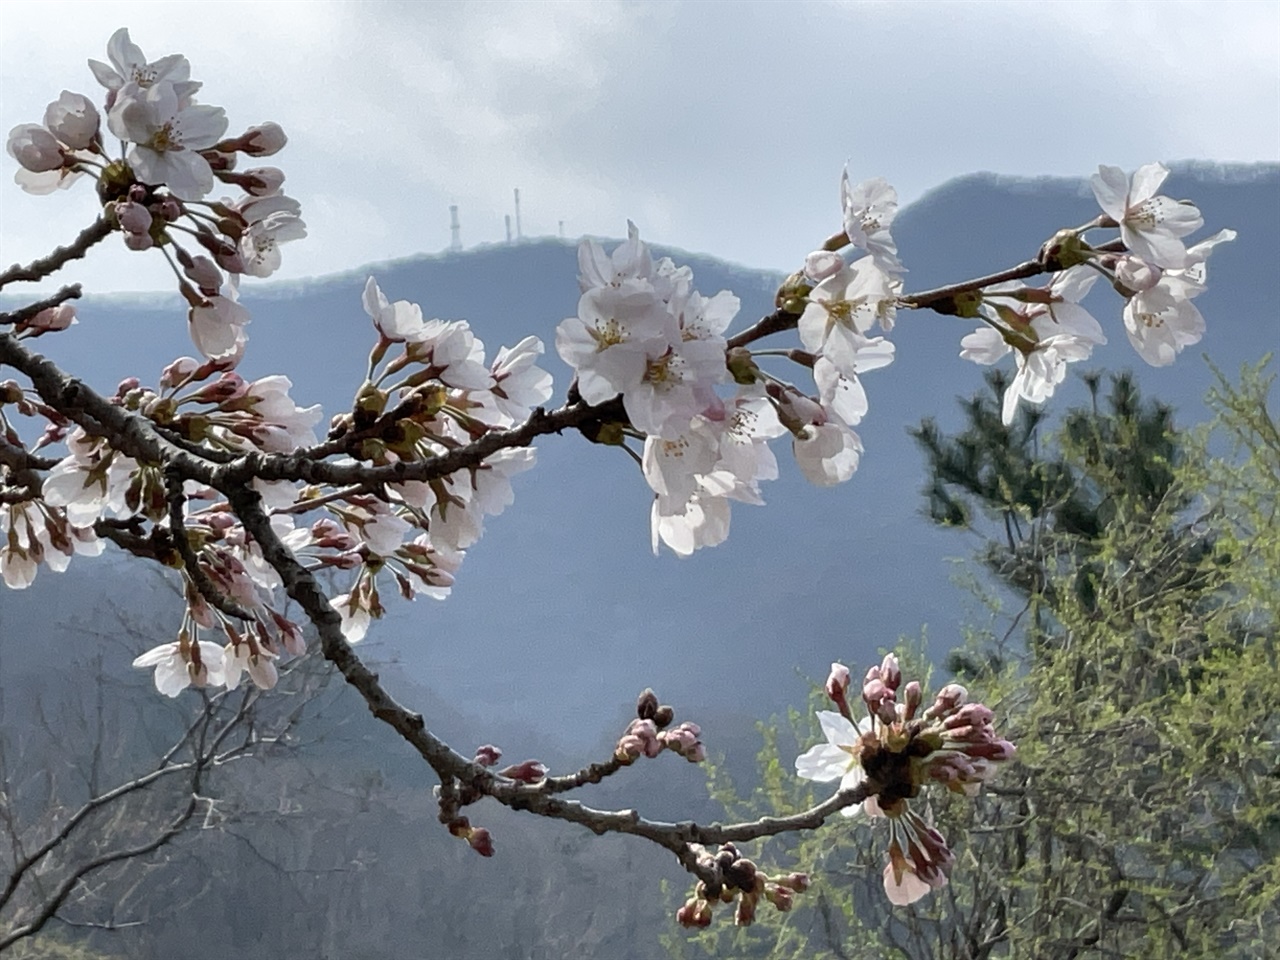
xmin=0 ymin=218 xmax=114 ymax=289
xmin=0 ymin=285 xmax=85 ymax=327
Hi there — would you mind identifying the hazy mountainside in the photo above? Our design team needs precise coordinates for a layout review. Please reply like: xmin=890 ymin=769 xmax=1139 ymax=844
xmin=1 ymin=164 xmax=1276 ymax=958
xmin=13 ymin=163 xmax=1274 ymax=744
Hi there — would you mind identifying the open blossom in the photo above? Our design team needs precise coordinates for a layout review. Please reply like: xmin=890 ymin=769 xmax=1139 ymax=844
xmin=88 ymin=28 xmax=200 ymax=104
xmin=798 ymin=259 xmax=898 ymax=379
xmin=797 ymin=657 xmax=1015 ymax=904
xmin=557 ymin=280 xmax=676 ymax=405
xmin=364 ymin=276 xmax=427 ymax=342
xmin=841 ymin=171 xmax=904 ymax=274
xmin=189 ymin=289 xmax=250 ymax=364
xmin=1091 ymin=162 xmax=1203 ymax=269
xmin=1120 ymin=228 xmax=1234 ymax=366
xmin=108 ymin=80 xmax=228 ymax=199
xmin=233 ymin=191 xmax=306 ymax=277
xmin=960 ymin=267 xmax=1106 ymax=426
xmin=132 ymin=638 xmax=226 ymax=696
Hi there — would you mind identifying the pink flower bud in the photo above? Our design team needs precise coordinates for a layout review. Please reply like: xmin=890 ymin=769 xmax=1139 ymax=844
xmin=183 ymin=255 xmax=224 ymax=294
xmin=944 ymin=702 xmax=993 ymax=730
xmin=467 ymin=827 xmax=494 ymax=857
xmin=880 ymin=654 xmax=901 ymax=690
xmin=804 ymin=249 xmax=844 ymax=282
xmin=1115 ymin=255 xmax=1162 ymax=293
xmin=242 ymin=166 xmax=285 ymax=196
xmin=903 ymin=680 xmax=922 ymax=719
xmin=825 ymin=662 xmax=851 ymax=699
xmin=242 ymin=122 xmax=288 ymax=157
xmin=160 ymin=356 xmax=200 ymax=388
xmin=473 ymin=744 xmax=502 ymax=767
xmin=21 ymin=304 xmax=76 ymax=334
xmin=925 ymin=683 xmax=967 ymax=719
xmin=43 ymin=91 xmax=99 ymax=150
xmin=498 ymin=759 xmax=548 ymax=782
xmin=6 ymin=123 xmax=63 ymax=172
xmin=116 ymin=199 xmax=153 ymax=235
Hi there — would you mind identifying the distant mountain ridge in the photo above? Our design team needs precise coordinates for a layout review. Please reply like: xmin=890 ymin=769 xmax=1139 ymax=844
xmin=3 ymin=162 xmax=1276 ymax=749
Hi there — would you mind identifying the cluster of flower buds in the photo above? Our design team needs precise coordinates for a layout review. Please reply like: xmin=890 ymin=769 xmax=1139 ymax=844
xmin=676 ymin=842 xmax=810 ymax=928
xmin=446 ymin=816 xmax=494 ymax=858
xmin=796 ymin=655 xmax=1015 ymax=905
xmin=5 ymin=29 xmax=305 ymax=365
xmin=958 ymin=163 xmax=1233 ymax=425
xmin=615 ymin=688 xmax=706 ymax=764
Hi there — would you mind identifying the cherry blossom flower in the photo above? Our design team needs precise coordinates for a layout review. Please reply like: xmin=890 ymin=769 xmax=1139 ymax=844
xmin=796 ymin=657 xmax=1015 ymax=905
xmin=233 ymin=192 xmax=306 ymax=277
xmin=363 ymin=276 xmax=427 ymax=342
xmin=132 ymin=638 xmax=226 ymax=696
xmin=6 ymin=124 xmax=64 ymax=173
xmin=189 ymin=290 xmax=250 ymax=364
xmin=1122 ymin=278 xmax=1205 ymax=367
xmin=577 ymin=220 xmax=653 ymax=291
xmin=1091 ymin=162 xmax=1203 ymax=269
xmin=88 ymin=28 xmax=199 ymax=105
xmin=841 ymin=171 xmax=904 ymax=274
xmin=960 ymin=268 xmax=1106 ymax=425
xmin=108 ymin=80 xmax=228 ymax=199
xmin=798 ymin=259 xmax=898 ymax=379
xmin=556 ymin=282 xmax=676 ymax=405
xmin=223 ymin=638 xmax=279 ymax=691
xmin=794 ymin=711 xmax=876 ymax=818
xmin=479 ymin=336 xmax=554 ymax=427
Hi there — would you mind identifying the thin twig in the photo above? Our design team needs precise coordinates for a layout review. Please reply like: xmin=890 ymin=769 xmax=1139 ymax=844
xmin=0 ymin=218 xmax=114 ymax=289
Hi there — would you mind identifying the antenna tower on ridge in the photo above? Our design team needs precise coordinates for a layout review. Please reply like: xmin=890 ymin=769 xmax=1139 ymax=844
xmin=449 ymin=205 xmax=461 ymax=252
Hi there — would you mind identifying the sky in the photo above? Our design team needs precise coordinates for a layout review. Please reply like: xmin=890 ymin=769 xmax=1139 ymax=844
xmin=2 ymin=0 xmax=1277 ymax=294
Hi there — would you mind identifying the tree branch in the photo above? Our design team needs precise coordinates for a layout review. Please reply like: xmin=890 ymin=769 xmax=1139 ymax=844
xmin=0 ymin=218 xmax=114 ymax=289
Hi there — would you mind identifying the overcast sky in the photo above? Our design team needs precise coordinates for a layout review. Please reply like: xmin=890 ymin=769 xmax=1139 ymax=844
xmin=2 ymin=0 xmax=1277 ymax=294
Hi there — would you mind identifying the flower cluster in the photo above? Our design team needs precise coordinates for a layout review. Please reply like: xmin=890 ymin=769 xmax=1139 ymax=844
xmin=5 ymin=28 xmax=305 ymax=364
xmin=796 ymin=656 xmax=1015 ymax=905
xmin=676 ymin=843 xmax=810 ymax=928
xmin=958 ymin=163 xmax=1232 ymax=424
xmin=558 ymin=187 xmax=900 ymax=556
xmin=318 ymin=277 xmax=553 ymax=642
xmin=615 ymin=688 xmax=706 ymax=764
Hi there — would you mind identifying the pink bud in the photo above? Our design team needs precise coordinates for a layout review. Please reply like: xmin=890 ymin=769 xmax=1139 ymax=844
xmin=43 ymin=91 xmax=99 ymax=150
xmin=116 ymin=200 xmax=153 ymax=235
xmin=22 ymin=304 xmax=76 ymax=334
xmin=7 ymin=124 xmax=63 ymax=172
xmin=473 ymin=744 xmax=502 ymax=767
xmin=804 ymin=250 xmax=844 ymax=282
xmin=160 ymin=356 xmax=200 ymax=388
xmin=879 ymin=653 xmax=901 ymax=690
xmin=183 ymin=255 xmax=224 ymax=294
xmin=467 ymin=827 xmax=494 ymax=857
xmin=242 ymin=122 xmax=288 ymax=157
xmin=498 ymin=759 xmax=548 ymax=782
xmin=242 ymin=166 xmax=285 ymax=196
xmin=825 ymin=662 xmax=851 ymax=699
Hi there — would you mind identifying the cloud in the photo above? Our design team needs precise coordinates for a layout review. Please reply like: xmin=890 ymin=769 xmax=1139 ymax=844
xmin=2 ymin=0 xmax=1275 ymax=294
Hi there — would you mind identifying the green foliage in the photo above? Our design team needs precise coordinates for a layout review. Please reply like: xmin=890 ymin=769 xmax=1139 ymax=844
xmin=672 ymin=366 xmax=1280 ymax=959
